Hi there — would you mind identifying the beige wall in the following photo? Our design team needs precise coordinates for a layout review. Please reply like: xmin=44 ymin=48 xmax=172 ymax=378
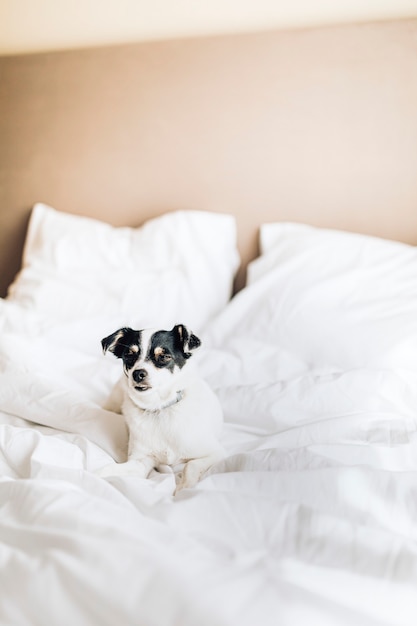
xmin=1 ymin=0 xmax=417 ymax=54
xmin=1 ymin=19 xmax=417 ymax=296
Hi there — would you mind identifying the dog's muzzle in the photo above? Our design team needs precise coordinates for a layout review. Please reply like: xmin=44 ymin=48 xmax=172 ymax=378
xmin=133 ymin=368 xmax=150 ymax=391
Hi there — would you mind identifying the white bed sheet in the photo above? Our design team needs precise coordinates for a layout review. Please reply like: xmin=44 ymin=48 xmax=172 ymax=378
xmin=2 ymin=250 xmax=417 ymax=625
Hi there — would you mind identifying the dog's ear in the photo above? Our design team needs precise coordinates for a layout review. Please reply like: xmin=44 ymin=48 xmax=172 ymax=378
xmin=101 ymin=328 xmax=133 ymax=358
xmin=173 ymin=324 xmax=201 ymax=359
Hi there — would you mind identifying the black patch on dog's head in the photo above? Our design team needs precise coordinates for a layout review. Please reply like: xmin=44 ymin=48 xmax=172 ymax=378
xmin=101 ymin=327 xmax=141 ymax=369
xmin=174 ymin=324 xmax=201 ymax=356
xmin=149 ymin=325 xmax=201 ymax=371
xmin=101 ymin=325 xmax=201 ymax=372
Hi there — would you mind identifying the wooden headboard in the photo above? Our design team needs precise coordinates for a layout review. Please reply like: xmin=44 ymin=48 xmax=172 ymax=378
xmin=1 ymin=18 xmax=417 ymax=296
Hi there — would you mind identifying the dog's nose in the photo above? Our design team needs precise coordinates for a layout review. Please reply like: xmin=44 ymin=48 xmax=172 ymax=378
xmin=133 ymin=369 xmax=147 ymax=383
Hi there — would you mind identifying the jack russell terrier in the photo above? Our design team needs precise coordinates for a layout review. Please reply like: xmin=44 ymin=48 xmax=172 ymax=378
xmin=98 ymin=324 xmax=224 ymax=492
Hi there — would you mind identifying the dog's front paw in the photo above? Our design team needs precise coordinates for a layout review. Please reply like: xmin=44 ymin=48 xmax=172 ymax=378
xmin=174 ymin=466 xmax=200 ymax=494
xmin=174 ymin=453 xmax=224 ymax=494
xmin=174 ymin=471 xmax=186 ymax=494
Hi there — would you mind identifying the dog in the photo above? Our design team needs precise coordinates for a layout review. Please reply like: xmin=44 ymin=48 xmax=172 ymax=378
xmin=98 ymin=324 xmax=224 ymax=492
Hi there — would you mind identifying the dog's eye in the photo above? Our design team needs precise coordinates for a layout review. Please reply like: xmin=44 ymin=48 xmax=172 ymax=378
xmin=156 ymin=351 xmax=172 ymax=364
xmin=153 ymin=346 xmax=173 ymax=367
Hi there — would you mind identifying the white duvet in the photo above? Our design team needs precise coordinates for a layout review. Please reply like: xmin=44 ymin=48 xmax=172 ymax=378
xmin=2 ymin=220 xmax=417 ymax=626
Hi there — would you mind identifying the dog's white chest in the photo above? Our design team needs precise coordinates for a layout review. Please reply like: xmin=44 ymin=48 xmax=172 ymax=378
xmin=124 ymin=401 xmax=190 ymax=465
xmin=129 ymin=410 xmax=182 ymax=465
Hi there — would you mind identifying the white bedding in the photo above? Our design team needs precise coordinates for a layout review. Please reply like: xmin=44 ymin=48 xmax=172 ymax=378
xmin=2 ymin=216 xmax=417 ymax=626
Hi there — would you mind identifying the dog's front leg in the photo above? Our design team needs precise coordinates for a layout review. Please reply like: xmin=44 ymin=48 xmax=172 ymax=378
xmin=97 ymin=456 xmax=154 ymax=479
xmin=175 ymin=450 xmax=224 ymax=493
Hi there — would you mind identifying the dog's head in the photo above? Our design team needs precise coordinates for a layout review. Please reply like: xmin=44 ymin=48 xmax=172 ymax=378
xmin=101 ymin=324 xmax=201 ymax=405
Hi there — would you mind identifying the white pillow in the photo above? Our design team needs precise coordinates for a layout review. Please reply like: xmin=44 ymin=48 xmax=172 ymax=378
xmin=7 ymin=203 xmax=239 ymax=330
xmin=211 ymin=222 xmax=417 ymax=372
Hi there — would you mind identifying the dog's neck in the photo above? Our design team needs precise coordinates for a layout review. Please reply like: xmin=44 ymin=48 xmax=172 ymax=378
xmin=129 ymin=387 xmax=185 ymax=413
xmin=151 ymin=389 xmax=185 ymax=412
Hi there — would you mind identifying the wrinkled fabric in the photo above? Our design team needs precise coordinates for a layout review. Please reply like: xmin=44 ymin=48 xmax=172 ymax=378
xmin=2 ymin=224 xmax=417 ymax=625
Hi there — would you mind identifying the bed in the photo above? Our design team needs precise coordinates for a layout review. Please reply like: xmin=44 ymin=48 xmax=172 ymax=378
xmin=2 ymin=17 xmax=417 ymax=626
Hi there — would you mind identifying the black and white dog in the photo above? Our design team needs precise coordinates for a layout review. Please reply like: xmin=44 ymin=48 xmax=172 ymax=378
xmin=98 ymin=324 xmax=224 ymax=492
